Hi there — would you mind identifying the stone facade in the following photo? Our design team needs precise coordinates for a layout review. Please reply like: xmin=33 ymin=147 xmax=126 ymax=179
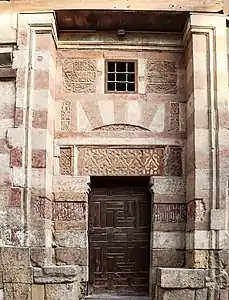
xmin=0 ymin=9 xmax=228 ymax=300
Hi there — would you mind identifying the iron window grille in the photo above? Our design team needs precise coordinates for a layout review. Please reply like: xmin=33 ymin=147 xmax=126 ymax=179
xmin=106 ymin=61 xmax=136 ymax=93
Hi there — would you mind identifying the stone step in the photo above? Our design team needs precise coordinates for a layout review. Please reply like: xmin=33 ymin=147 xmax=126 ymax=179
xmin=86 ymin=296 xmax=150 ymax=300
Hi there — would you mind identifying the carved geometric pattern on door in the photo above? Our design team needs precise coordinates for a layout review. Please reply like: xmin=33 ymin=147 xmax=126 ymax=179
xmin=89 ymin=182 xmax=150 ymax=295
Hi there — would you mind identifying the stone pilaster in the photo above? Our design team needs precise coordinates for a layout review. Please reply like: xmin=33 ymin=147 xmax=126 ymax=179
xmin=13 ymin=12 xmax=57 ymax=266
xmin=183 ymin=13 xmax=229 ymax=297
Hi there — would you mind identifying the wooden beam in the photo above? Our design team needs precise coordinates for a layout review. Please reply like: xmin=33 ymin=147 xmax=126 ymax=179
xmin=0 ymin=0 xmax=224 ymax=13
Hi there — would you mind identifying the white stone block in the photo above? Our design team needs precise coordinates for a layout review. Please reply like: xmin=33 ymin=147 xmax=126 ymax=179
xmin=31 ymin=129 xmax=48 ymax=150
xmin=0 ymin=289 xmax=3 ymax=300
xmin=218 ymin=230 xmax=229 ymax=249
xmin=210 ymin=209 xmax=226 ymax=230
xmin=186 ymin=230 xmax=211 ymax=250
xmin=152 ymin=231 xmax=185 ymax=249
xmin=55 ymin=230 xmax=87 ymax=248
xmin=6 ymin=128 xmax=25 ymax=148
xmin=12 ymin=168 xmax=25 ymax=187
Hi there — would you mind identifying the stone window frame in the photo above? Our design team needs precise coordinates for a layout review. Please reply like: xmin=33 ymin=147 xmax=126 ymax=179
xmin=104 ymin=59 xmax=138 ymax=94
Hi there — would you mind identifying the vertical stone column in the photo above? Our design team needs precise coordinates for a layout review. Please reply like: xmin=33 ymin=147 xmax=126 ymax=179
xmin=13 ymin=12 xmax=57 ymax=265
xmin=184 ymin=13 xmax=229 ymax=296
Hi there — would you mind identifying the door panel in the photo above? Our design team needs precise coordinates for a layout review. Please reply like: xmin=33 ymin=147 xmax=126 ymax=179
xmin=89 ymin=181 xmax=150 ymax=295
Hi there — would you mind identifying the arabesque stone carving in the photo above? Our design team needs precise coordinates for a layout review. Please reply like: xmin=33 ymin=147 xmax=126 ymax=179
xmin=59 ymin=147 xmax=72 ymax=175
xmin=61 ymin=101 xmax=71 ymax=131
xmin=78 ymin=147 xmax=165 ymax=176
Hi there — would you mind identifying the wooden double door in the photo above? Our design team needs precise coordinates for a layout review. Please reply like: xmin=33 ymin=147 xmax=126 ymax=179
xmin=88 ymin=177 xmax=151 ymax=296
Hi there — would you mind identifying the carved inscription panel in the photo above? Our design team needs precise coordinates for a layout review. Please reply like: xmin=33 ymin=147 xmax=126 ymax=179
xmin=153 ymin=204 xmax=186 ymax=223
xmin=32 ymin=199 xmax=86 ymax=222
xmin=63 ymin=59 xmax=96 ymax=93
xmin=146 ymin=61 xmax=177 ymax=94
xmin=52 ymin=202 xmax=85 ymax=221
xmin=78 ymin=147 xmax=165 ymax=176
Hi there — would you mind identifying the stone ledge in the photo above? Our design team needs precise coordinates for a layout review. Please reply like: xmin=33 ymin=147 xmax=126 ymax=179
xmin=34 ymin=265 xmax=82 ymax=283
xmin=156 ymin=268 xmax=206 ymax=289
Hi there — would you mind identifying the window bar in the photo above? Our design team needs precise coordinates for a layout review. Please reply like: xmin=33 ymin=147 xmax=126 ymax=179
xmin=127 ymin=62 xmax=128 ymax=91
xmin=115 ymin=62 xmax=117 ymax=92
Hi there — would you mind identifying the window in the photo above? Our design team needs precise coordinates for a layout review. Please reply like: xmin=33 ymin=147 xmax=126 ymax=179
xmin=106 ymin=61 xmax=136 ymax=93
